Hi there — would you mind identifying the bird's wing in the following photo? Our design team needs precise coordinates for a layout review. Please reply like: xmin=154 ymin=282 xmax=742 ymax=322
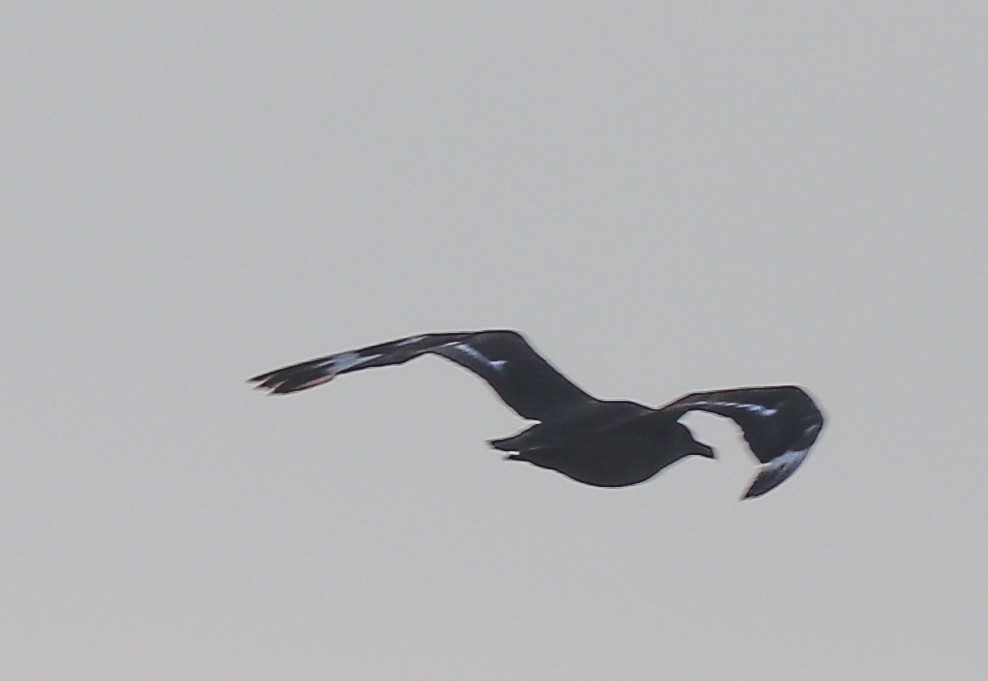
xmin=249 ymin=330 xmax=598 ymax=421
xmin=662 ymin=386 xmax=825 ymax=499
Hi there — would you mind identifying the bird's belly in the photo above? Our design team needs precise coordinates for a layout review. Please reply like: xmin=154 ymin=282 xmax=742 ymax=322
xmin=516 ymin=438 xmax=673 ymax=488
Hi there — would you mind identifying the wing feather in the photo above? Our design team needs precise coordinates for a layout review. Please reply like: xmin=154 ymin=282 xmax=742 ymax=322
xmin=249 ymin=330 xmax=597 ymax=421
xmin=662 ymin=386 xmax=825 ymax=498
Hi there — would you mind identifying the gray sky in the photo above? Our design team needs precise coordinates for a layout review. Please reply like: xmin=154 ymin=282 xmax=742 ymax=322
xmin=3 ymin=3 xmax=986 ymax=679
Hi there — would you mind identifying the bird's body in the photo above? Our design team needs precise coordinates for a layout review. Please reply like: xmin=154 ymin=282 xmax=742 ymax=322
xmin=250 ymin=330 xmax=824 ymax=499
xmin=503 ymin=418 xmax=712 ymax=488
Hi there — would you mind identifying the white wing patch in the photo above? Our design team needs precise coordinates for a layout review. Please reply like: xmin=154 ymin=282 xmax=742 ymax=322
xmin=743 ymin=446 xmax=811 ymax=498
xmin=766 ymin=445 xmax=810 ymax=476
xmin=326 ymin=351 xmax=381 ymax=373
xmin=449 ymin=342 xmax=507 ymax=372
xmin=744 ymin=422 xmax=821 ymax=498
xmin=704 ymin=400 xmax=779 ymax=417
xmin=396 ymin=335 xmax=425 ymax=347
xmin=270 ymin=353 xmax=381 ymax=392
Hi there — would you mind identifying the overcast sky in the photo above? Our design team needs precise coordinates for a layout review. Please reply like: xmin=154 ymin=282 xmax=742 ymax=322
xmin=3 ymin=3 xmax=986 ymax=680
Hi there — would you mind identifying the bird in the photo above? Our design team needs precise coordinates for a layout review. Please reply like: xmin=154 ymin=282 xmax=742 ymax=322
xmin=249 ymin=330 xmax=824 ymax=499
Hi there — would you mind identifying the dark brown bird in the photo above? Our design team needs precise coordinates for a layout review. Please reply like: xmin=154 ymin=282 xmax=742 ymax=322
xmin=249 ymin=330 xmax=824 ymax=499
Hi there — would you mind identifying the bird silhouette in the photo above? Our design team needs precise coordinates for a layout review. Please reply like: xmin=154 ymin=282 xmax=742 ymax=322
xmin=249 ymin=330 xmax=824 ymax=499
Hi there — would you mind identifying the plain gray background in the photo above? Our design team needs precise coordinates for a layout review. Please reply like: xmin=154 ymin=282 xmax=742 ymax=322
xmin=3 ymin=3 xmax=986 ymax=679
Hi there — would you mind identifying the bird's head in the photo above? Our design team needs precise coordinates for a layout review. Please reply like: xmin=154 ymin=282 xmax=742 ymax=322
xmin=693 ymin=441 xmax=716 ymax=460
xmin=667 ymin=421 xmax=716 ymax=460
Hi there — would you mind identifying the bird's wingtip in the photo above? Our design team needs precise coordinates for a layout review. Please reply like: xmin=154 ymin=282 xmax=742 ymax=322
xmin=740 ymin=446 xmax=812 ymax=500
xmin=246 ymin=367 xmax=337 ymax=395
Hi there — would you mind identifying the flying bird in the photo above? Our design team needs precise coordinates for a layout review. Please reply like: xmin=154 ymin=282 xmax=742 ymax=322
xmin=249 ymin=330 xmax=824 ymax=499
